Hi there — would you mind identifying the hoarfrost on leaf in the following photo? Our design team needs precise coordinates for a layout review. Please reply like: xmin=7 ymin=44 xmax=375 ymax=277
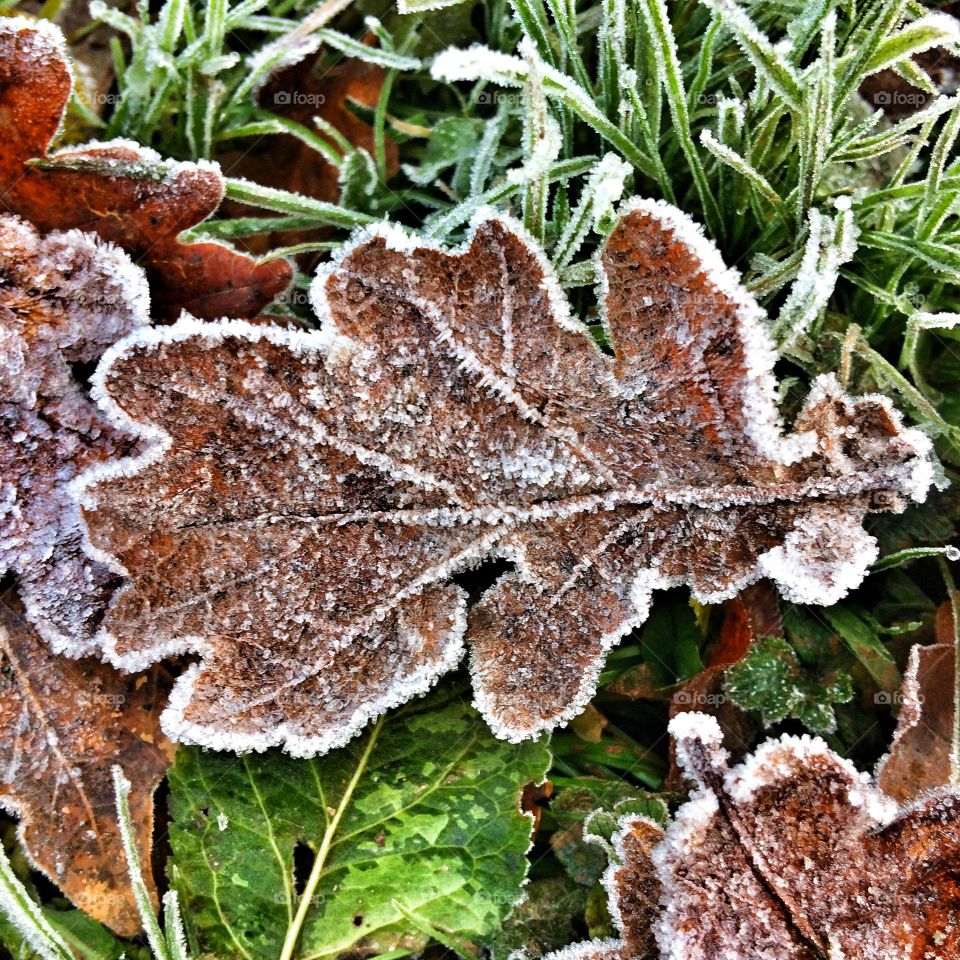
xmin=649 ymin=712 xmax=960 ymax=959
xmin=0 ymin=604 xmax=173 ymax=937
xmin=75 ymin=199 xmax=932 ymax=756
xmin=0 ymin=214 xmax=149 ymax=651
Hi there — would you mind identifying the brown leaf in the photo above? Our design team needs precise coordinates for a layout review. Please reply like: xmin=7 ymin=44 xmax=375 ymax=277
xmin=0 ymin=603 xmax=174 ymax=937
xmin=74 ymin=201 xmax=933 ymax=755
xmin=521 ymin=778 xmax=554 ymax=833
xmin=0 ymin=212 xmax=148 ymax=651
xmin=541 ymin=816 xmax=664 ymax=960
xmin=877 ymin=641 xmax=957 ymax=803
xmin=650 ymin=711 xmax=960 ymax=959
xmin=710 ymin=580 xmax=781 ymax=668
xmin=0 ymin=17 xmax=291 ymax=320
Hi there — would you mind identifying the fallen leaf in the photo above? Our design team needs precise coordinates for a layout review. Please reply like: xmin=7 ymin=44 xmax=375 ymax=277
xmin=711 ymin=580 xmax=781 ymax=667
xmin=0 ymin=16 xmax=291 ymax=320
xmin=540 ymin=815 xmax=665 ymax=960
xmin=76 ymin=200 xmax=933 ymax=755
xmin=877 ymin=641 xmax=957 ymax=803
xmin=0 ymin=603 xmax=174 ymax=937
xmin=521 ymin=778 xmax=554 ymax=832
xmin=661 ymin=583 xmax=777 ymax=786
xmin=653 ymin=711 xmax=960 ymax=959
xmin=0 ymin=212 xmax=148 ymax=651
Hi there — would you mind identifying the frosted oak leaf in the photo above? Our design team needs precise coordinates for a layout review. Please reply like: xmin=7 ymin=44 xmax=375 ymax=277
xmin=0 ymin=17 xmax=291 ymax=321
xmin=0 ymin=213 xmax=148 ymax=650
xmin=649 ymin=712 xmax=960 ymax=959
xmin=76 ymin=199 xmax=933 ymax=755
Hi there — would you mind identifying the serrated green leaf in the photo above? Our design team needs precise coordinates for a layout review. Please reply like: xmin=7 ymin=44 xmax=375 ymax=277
xmin=168 ymin=696 xmax=550 ymax=960
xmin=725 ymin=636 xmax=854 ymax=733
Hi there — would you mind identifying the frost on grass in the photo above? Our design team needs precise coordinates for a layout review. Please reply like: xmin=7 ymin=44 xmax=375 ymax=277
xmin=651 ymin=712 xmax=960 ymax=959
xmin=0 ymin=214 xmax=149 ymax=651
xmin=0 ymin=604 xmax=173 ymax=937
xmin=75 ymin=201 xmax=933 ymax=756
xmin=0 ymin=16 xmax=291 ymax=321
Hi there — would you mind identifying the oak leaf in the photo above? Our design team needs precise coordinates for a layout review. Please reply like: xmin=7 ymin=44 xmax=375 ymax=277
xmin=76 ymin=200 xmax=933 ymax=755
xmin=0 ymin=212 xmax=149 ymax=650
xmin=651 ymin=711 xmax=960 ymax=959
xmin=0 ymin=16 xmax=291 ymax=321
xmin=0 ymin=603 xmax=174 ymax=937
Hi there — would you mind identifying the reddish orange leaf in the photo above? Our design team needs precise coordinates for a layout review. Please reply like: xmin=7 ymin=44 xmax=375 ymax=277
xmin=0 ymin=17 xmax=291 ymax=321
xmin=73 ymin=202 xmax=932 ymax=755
xmin=0 ymin=604 xmax=174 ymax=937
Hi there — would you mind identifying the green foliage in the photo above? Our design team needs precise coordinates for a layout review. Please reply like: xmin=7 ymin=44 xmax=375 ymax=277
xmin=167 ymin=694 xmax=550 ymax=960
xmin=725 ymin=635 xmax=854 ymax=733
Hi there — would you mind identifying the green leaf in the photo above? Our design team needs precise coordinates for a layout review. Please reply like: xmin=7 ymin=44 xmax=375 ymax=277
xmin=637 ymin=593 xmax=704 ymax=686
xmin=725 ymin=635 xmax=854 ymax=733
xmin=168 ymin=695 xmax=550 ymax=960
xmin=821 ymin=605 xmax=902 ymax=693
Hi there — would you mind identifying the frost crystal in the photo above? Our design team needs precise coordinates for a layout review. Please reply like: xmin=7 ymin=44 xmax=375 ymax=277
xmin=652 ymin=712 xmax=960 ymax=959
xmin=76 ymin=202 xmax=932 ymax=755
xmin=0 ymin=215 xmax=149 ymax=651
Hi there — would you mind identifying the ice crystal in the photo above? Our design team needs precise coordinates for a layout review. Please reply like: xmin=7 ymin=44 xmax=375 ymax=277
xmin=75 ymin=201 xmax=932 ymax=755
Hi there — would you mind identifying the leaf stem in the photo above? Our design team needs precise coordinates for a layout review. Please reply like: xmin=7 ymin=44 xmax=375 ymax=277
xmin=278 ymin=718 xmax=384 ymax=960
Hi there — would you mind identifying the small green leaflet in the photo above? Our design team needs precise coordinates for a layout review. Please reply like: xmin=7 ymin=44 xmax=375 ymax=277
xmin=725 ymin=635 xmax=854 ymax=733
xmin=168 ymin=694 xmax=550 ymax=960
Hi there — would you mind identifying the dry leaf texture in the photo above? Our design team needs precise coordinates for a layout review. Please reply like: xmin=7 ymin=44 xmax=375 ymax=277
xmin=0 ymin=212 xmax=149 ymax=651
xmin=75 ymin=200 xmax=933 ymax=755
xmin=0 ymin=17 xmax=291 ymax=321
xmin=0 ymin=605 xmax=173 ymax=937
xmin=652 ymin=711 xmax=960 ymax=959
